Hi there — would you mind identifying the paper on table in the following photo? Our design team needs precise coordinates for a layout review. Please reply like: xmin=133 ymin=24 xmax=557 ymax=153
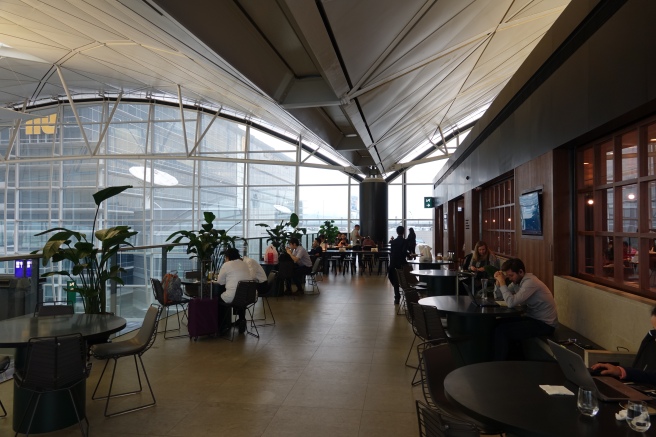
xmin=539 ymin=385 xmax=575 ymax=396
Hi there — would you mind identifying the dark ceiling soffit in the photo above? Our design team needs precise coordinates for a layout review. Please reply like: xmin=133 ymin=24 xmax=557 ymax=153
xmin=280 ymin=77 xmax=341 ymax=109
xmin=433 ymin=0 xmax=628 ymax=190
xmin=385 ymin=119 xmax=477 ymax=184
xmin=334 ymin=136 xmax=367 ymax=152
xmin=17 ymin=96 xmax=361 ymax=180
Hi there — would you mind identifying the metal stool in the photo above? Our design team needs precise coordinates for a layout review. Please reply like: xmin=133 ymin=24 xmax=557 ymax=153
xmin=377 ymin=256 xmax=389 ymax=275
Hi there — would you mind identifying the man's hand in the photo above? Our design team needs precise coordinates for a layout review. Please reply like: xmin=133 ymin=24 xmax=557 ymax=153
xmin=590 ymin=362 xmax=622 ymax=378
xmin=493 ymin=271 xmax=505 ymax=286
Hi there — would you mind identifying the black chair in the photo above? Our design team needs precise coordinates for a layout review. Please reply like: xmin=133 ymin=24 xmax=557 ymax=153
xmin=91 ymin=305 xmax=162 ymax=417
xmin=151 ymin=278 xmax=189 ymax=339
xmin=396 ymin=268 xmax=427 ymax=315
xmin=360 ymin=252 xmax=375 ymax=275
xmin=0 ymin=355 xmax=10 ymax=417
xmin=402 ymin=290 xmax=421 ymax=369
xmin=256 ymin=271 xmax=278 ymax=326
xmin=416 ymin=400 xmax=480 ymax=437
xmin=409 ymin=303 xmax=450 ymax=386
xmin=34 ymin=302 xmax=74 ymax=317
xmin=14 ymin=334 xmax=90 ymax=437
xmin=219 ymin=280 xmax=259 ymax=341
xmin=277 ymin=259 xmax=295 ymax=295
xmin=420 ymin=344 xmax=504 ymax=436
xmin=306 ymin=257 xmax=322 ymax=294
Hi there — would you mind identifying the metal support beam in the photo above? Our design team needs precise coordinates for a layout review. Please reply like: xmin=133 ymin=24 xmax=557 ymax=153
xmin=94 ymin=92 xmax=123 ymax=155
xmin=56 ymin=65 xmax=93 ymax=155
xmin=177 ymin=85 xmax=189 ymax=155
xmin=189 ymin=107 xmax=221 ymax=156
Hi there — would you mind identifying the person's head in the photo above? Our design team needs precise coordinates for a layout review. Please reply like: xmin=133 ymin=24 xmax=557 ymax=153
xmin=500 ymin=258 xmax=526 ymax=284
xmin=408 ymin=227 xmax=415 ymax=236
xmin=354 ymin=224 xmax=360 ymax=230
xmin=289 ymin=237 xmax=300 ymax=248
xmin=224 ymin=247 xmax=241 ymax=262
xmin=473 ymin=241 xmax=490 ymax=260
xmin=396 ymin=226 xmax=405 ymax=236
xmin=313 ymin=238 xmax=321 ymax=248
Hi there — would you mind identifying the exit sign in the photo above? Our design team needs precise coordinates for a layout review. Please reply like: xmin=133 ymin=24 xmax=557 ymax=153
xmin=424 ymin=197 xmax=435 ymax=208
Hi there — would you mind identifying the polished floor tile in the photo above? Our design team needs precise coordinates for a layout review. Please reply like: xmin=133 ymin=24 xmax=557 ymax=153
xmin=0 ymin=273 xmax=421 ymax=436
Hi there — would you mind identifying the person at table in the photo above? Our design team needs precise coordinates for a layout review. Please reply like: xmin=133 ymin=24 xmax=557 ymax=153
xmin=309 ymin=238 xmax=323 ymax=258
xmin=389 ymin=226 xmax=411 ymax=305
xmin=492 ymin=258 xmax=558 ymax=360
xmin=469 ymin=241 xmax=500 ymax=287
xmin=337 ymin=236 xmax=349 ymax=247
xmin=591 ymin=306 xmax=656 ymax=385
xmin=350 ymin=224 xmax=361 ymax=245
xmin=216 ymin=248 xmax=253 ymax=333
xmin=242 ymin=255 xmax=268 ymax=295
xmin=362 ymin=236 xmax=376 ymax=248
xmin=286 ymin=237 xmax=312 ymax=294
xmin=623 ymin=241 xmax=637 ymax=260
xmin=406 ymin=227 xmax=417 ymax=254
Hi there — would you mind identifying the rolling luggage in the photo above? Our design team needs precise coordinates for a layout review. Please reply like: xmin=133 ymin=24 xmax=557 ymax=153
xmin=187 ymin=297 xmax=219 ymax=340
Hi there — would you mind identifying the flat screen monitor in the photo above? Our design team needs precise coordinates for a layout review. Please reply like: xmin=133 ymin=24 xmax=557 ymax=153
xmin=519 ymin=190 xmax=543 ymax=236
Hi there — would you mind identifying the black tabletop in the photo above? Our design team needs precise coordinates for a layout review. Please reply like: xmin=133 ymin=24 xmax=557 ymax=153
xmin=444 ymin=361 xmax=656 ymax=437
xmin=419 ymin=295 xmax=522 ymax=317
xmin=0 ymin=314 xmax=127 ymax=347
xmin=413 ymin=269 xmax=459 ymax=277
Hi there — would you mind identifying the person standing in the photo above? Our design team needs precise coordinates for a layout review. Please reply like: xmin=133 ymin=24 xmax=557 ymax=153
xmin=389 ymin=226 xmax=411 ymax=304
xmin=492 ymin=258 xmax=558 ymax=360
xmin=406 ymin=228 xmax=417 ymax=254
xmin=350 ymin=224 xmax=361 ymax=244
xmin=216 ymin=248 xmax=253 ymax=333
xmin=286 ymin=237 xmax=312 ymax=294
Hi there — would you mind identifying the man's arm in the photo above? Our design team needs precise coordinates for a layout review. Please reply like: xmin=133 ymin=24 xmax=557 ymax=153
xmin=216 ymin=263 xmax=229 ymax=285
xmin=287 ymin=248 xmax=300 ymax=263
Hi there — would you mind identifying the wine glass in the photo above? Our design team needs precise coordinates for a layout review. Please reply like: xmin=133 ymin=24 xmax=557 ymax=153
xmin=576 ymin=388 xmax=599 ymax=417
xmin=627 ymin=401 xmax=651 ymax=431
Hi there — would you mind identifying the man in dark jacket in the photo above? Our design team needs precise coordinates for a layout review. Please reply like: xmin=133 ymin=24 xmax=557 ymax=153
xmin=389 ymin=226 xmax=411 ymax=304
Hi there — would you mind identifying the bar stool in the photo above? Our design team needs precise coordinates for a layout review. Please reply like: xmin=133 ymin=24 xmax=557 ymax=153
xmin=361 ymin=253 xmax=374 ymax=275
xmin=377 ymin=255 xmax=390 ymax=275
xmin=342 ymin=256 xmax=356 ymax=275
xmin=329 ymin=255 xmax=342 ymax=274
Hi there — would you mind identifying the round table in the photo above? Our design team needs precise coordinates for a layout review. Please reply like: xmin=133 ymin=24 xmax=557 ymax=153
xmin=419 ymin=295 xmax=522 ymax=363
xmin=413 ymin=269 xmax=460 ymax=295
xmin=407 ymin=259 xmax=454 ymax=270
xmin=0 ymin=314 xmax=126 ymax=433
xmin=444 ymin=361 xmax=656 ymax=437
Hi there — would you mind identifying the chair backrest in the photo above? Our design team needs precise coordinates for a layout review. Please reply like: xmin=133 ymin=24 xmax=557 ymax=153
xmin=410 ymin=303 xmax=429 ymax=340
xmin=277 ymin=260 xmax=295 ymax=279
xmin=0 ymin=355 xmax=9 ymax=374
xmin=232 ymin=281 xmax=259 ymax=307
xmin=416 ymin=400 xmax=479 ymax=437
xmin=18 ymin=334 xmax=87 ymax=391
xmin=422 ymin=343 xmax=457 ymax=406
xmin=422 ymin=304 xmax=448 ymax=342
xmin=311 ymin=257 xmax=322 ymax=274
xmin=150 ymin=278 xmax=165 ymax=305
xmin=134 ymin=305 xmax=163 ymax=356
xmin=37 ymin=304 xmax=74 ymax=317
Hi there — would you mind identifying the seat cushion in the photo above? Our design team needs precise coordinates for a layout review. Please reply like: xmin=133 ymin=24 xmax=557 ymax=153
xmin=91 ymin=337 xmax=144 ymax=359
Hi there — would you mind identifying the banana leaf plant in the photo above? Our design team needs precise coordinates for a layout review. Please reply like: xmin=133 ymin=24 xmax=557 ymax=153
xmin=256 ymin=213 xmax=307 ymax=255
xmin=166 ymin=212 xmax=242 ymax=281
xmin=32 ymin=185 xmax=138 ymax=314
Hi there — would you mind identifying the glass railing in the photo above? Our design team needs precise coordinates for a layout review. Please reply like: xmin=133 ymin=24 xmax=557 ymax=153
xmin=0 ymin=234 xmax=316 ymax=334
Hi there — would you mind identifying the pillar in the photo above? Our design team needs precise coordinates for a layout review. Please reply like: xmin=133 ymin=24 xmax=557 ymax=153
xmin=359 ymin=176 xmax=388 ymax=245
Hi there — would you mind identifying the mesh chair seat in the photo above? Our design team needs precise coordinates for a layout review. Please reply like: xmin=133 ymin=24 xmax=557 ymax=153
xmin=0 ymin=355 xmax=10 ymax=417
xmin=306 ymin=258 xmax=322 ymax=294
xmin=151 ymin=278 xmax=188 ymax=339
xmin=416 ymin=400 xmax=480 ymax=437
xmin=91 ymin=305 xmax=162 ymax=417
xmin=219 ymin=281 xmax=259 ymax=341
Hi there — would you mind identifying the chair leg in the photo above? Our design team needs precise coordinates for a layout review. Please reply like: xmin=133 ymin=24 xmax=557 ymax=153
xmin=15 ymin=392 xmax=37 ymax=437
xmin=0 ymin=398 xmax=6 ymax=417
xmin=67 ymin=387 xmax=89 ymax=437
xmin=396 ymin=294 xmax=406 ymax=315
xmin=245 ymin=306 xmax=260 ymax=339
xmin=256 ymin=297 xmax=276 ymax=327
xmin=405 ymin=335 xmax=418 ymax=369
xmin=163 ymin=303 xmax=187 ymax=339
xmin=93 ymin=355 xmax=156 ymax=417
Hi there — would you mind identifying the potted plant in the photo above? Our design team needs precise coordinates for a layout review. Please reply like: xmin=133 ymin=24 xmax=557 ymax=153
xmin=166 ymin=212 xmax=242 ymax=283
xmin=319 ymin=219 xmax=340 ymax=246
xmin=256 ymin=213 xmax=306 ymax=255
xmin=33 ymin=186 xmax=138 ymax=314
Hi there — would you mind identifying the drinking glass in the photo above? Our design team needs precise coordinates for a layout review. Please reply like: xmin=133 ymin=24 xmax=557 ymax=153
xmin=577 ymin=388 xmax=599 ymax=417
xmin=627 ymin=401 xmax=651 ymax=431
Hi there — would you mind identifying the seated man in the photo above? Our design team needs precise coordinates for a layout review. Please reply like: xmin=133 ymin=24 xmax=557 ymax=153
xmin=242 ymin=255 xmax=268 ymax=295
xmin=591 ymin=306 xmax=656 ymax=385
xmin=216 ymin=248 xmax=252 ymax=333
xmin=493 ymin=258 xmax=558 ymax=360
xmin=309 ymin=238 xmax=323 ymax=258
xmin=286 ymin=237 xmax=312 ymax=294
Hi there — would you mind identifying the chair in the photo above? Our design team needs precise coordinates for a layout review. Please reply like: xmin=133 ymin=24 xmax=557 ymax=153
xmin=396 ymin=268 xmax=426 ymax=315
xmin=218 ymin=280 xmax=259 ymax=341
xmin=409 ymin=303 xmax=449 ymax=386
xmin=419 ymin=344 xmax=504 ymax=436
xmin=328 ymin=255 xmax=342 ymax=274
xmin=361 ymin=252 xmax=375 ymax=275
xmin=14 ymin=334 xmax=90 ymax=437
xmin=35 ymin=303 xmax=74 ymax=317
xmin=377 ymin=255 xmax=389 ymax=275
xmin=256 ymin=271 xmax=278 ymax=326
xmin=151 ymin=278 xmax=189 ymax=339
xmin=277 ymin=259 xmax=295 ymax=295
xmin=91 ymin=304 xmax=162 ymax=417
xmin=342 ymin=255 xmax=356 ymax=275
xmin=416 ymin=400 xmax=480 ymax=437
xmin=0 ymin=355 xmax=10 ymax=417
xmin=401 ymin=290 xmax=421 ymax=368
xmin=306 ymin=257 xmax=322 ymax=294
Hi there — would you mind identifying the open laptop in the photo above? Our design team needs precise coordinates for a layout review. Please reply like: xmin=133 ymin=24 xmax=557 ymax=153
xmin=548 ymin=339 xmax=651 ymax=402
xmin=461 ymin=279 xmax=499 ymax=307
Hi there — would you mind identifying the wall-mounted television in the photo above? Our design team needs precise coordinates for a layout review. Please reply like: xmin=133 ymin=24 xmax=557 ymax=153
xmin=519 ymin=190 xmax=543 ymax=236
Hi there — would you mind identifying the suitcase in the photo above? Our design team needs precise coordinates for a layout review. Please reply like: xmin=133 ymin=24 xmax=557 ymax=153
xmin=187 ymin=297 xmax=219 ymax=340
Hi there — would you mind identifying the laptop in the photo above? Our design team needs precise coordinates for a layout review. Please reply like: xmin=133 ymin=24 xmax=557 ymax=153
xmin=548 ymin=339 xmax=651 ymax=402
xmin=461 ymin=279 xmax=499 ymax=308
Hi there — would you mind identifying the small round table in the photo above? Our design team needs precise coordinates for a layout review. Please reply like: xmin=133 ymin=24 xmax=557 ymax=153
xmin=444 ymin=361 xmax=656 ymax=437
xmin=0 ymin=314 xmax=126 ymax=433
xmin=419 ymin=295 xmax=522 ymax=363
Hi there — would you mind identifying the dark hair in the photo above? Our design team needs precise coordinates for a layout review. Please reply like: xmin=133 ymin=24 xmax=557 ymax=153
xmin=396 ymin=226 xmax=405 ymax=236
xmin=224 ymin=248 xmax=241 ymax=261
xmin=501 ymin=258 xmax=525 ymax=274
xmin=289 ymin=237 xmax=300 ymax=246
xmin=314 ymin=238 xmax=321 ymax=244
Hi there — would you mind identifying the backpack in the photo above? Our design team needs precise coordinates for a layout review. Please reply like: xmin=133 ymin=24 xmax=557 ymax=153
xmin=162 ymin=272 xmax=183 ymax=303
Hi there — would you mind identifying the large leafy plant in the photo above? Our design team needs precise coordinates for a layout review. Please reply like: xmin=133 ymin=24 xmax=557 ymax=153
xmin=166 ymin=212 xmax=242 ymax=278
xmin=33 ymin=186 xmax=138 ymax=314
xmin=256 ymin=213 xmax=306 ymax=254
xmin=319 ymin=219 xmax=340 ymax=245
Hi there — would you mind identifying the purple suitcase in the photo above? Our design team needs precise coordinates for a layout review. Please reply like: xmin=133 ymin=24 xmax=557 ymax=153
xmin=187 ymin=297 xmax=219 ymax=340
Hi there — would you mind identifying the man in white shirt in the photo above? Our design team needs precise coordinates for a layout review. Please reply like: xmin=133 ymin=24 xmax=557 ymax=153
xmin=216 ymin=248 xmax=252 ymax=333
xmin=243 ymin=255 xmax=268 ymax=294
xmin=286 ymin=237 xmax=312 ymax=294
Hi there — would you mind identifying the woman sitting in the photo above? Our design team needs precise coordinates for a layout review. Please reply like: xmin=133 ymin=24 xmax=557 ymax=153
xmin=469 ymin=241 xmax=499 ymax=281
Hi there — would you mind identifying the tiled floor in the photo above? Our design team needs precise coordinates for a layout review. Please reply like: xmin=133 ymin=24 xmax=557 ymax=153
xmin=0 ymin=272 xmax=423 ymax=436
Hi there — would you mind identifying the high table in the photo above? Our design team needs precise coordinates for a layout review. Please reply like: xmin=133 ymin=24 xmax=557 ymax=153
xmin=0 ymin=314 xmax=126 ymax=433
xmin=444 ymin=361 xmax=656 ymax=437
xmin=413 ymin=269 xmax=460 ymax=295
xmin=322 ymin=249 xmax=390 ymax=274
xmin=418 ymin=295 xmax=522 ymax=364
xmin=407 ymin=259 xmax=454 ymax=270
